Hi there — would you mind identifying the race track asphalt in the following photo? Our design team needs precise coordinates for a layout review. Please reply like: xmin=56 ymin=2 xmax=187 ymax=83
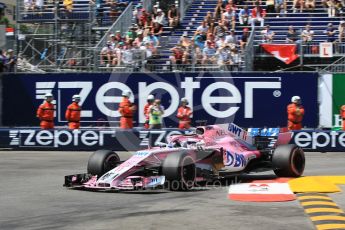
xmin=0 ymin=151 xmax=344 ymax=230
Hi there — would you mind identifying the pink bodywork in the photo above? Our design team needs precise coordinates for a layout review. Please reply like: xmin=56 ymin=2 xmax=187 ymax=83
xmin=79 ymin=125 xmax=290 ymax=190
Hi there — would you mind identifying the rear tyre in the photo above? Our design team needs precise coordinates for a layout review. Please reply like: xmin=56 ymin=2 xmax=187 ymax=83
xmin=272 ymin=144 xmax=305 ymax=177
xmin=87 ymin=150 xmax=120 ymax=177
xmin=162 ymin=152 xmax=196 ymax=191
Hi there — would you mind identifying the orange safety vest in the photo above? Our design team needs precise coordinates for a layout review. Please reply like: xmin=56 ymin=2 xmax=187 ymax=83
xmin=118 ymin=97 xmax=135 ymax=129
xmin=287 ymin=103 xmax=304 ymax=130
xmin=177 ymin=106 xmax=192 ymax=129
xmin=37 ymin=101 xmax=55 ymax=122
xmin=65 ymin=102 xmax=81 ymax=122
xmin=340 ymin=105 xmax=345 ymax=130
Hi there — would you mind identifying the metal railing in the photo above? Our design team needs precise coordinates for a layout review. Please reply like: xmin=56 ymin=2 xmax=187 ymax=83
xmin=244 ymin=27 xmax=255 ymax=71
xmin=94 ymin=2 xmax=133 ymax=70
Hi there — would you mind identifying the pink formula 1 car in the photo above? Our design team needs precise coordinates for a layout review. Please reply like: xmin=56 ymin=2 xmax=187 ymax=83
xmin=64 ymin=123 xmax=305 ymax=191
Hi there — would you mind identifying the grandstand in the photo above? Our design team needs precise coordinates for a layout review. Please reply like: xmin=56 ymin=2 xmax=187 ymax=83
xmin=13 ymin=0 xmax=345 ymax=73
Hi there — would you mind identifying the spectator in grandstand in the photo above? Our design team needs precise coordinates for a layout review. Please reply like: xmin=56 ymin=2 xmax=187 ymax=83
xmin=170 ymin=44 xmax=184 ymax=71
xmin=154 ymin=9 xmax=166 ymax=26
xmin=205 ymin=11 xmax=214 ymax=26
xmin=239 ymin=5 xmax=250 ymax=26
xmin=250 ymin=5 xmax=265 ymax=28
xmin=6 ymin=49 xmax=17 ymax=72
xmin=326 ymin=0 xmax=336 ymax=17
xmin=214 ymin=0 xmax=224 ymax=20
xmin=112 ymin=42 xmax=123 ymax=66
xmin=195 ymin=20 xmax=209 ymax=41
xmin=177 ymin=98 xmax=193 ymax=129
xmin=286 ymin=25 xmax=299 ymax=43
xmin=338 ymin=21 xmax=345 ymax=42
xmin=122 ymin=42 xmax=134 ymax=66
xmin=225 ymin=0 xmax=237 ymax=11
xmin=100 ymin=41 xmax=114 ymax=67
xmin=213 ymin=20 xmax=228 ymax=38
xmin=180 ymin=35 xmax=192 ymax=49
xmin=126 ymin=26 xmax=138 ymax=40
xmin=240 ymin=27 xmax=249 ymax=51
xmin=301 ymin=24 xmax=314 ymax=42
xmin=149 ymin=99 xmax=164 ymax=129
xmin=168 ymin=4 xmax=179 ymax=28
xmin=202 ymin=41 xmax=217 ymax=64
xmin=335 ymin=0 xmax=344 ymax=16
xmin=113 ymin=31 xmax=124 ymax=43
xmin=63 ymin=0 xmax=73 ymax=18
xmin=143 ymin=31 xmax=160 ymax=47
xmin=261 ymin=25 xmax=275 ymax=43
xmin=134 ymin=4 xmax=144 ymax=23
xmin=152 ymin=21 xmax=163 ymax=37
xmin=266 ymin=0 xmax=276 ymax=13
xmin=305 ymin=0 xmax=315 ymax=11
xmin=216 ymin=34 xmax=227 ymax=48
xmin=0 ymin=49 xmax=6 ymax=72
xmin=206 ymin=33 xmax=216 ymax=46
xmin=35 ymin=0 xmax=44 ymax=14
xmin=325 ymin=23 xmax=336 ymax=42
xmin=216 ymin=44 xmax=232 ymax=70
xmin=133 ymin=31 xmax=144 ymax=47
xmin=107 ymin=0 xmax=127 ymax=22
xmin=152 ymin=4 xmax=159 ymax=17
xmin=225 ymin=29 xmax=238 ymax=46
xmin=222 ymin=6 xmax=236 ymax=30
xmin=292 ymin=0 xmax=304 ymax=13
xmin=275 ymin=0 xmax=287 ymax=16
xmin=208 ymin=20 xmax=216 ymax=35
xmin=194 ymin=35 xmax=205 ymax=62
xmin=24 ymin=0 xmax=34 ymax=12
xmin=90 ymin=0 xmax=105 ymax=26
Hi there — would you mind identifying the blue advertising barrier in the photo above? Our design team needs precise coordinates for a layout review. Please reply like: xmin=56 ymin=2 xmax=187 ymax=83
xmin=2 ymin=72 xmax=318 ymax=128
xmin=0 ymin=128 xmax=344 ymax=152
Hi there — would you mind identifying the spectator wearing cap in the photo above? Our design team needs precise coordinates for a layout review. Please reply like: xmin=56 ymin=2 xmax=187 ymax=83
xmin=339 ymin=21 xmax=345 ymax=42
xmin=152 ymin=21 xmax=163 ymax=37
xmin=114 ymin=30 xmax=123 ymax=43
xmin=202 ymin=41 xmax=217 ymax=64
xmin=126 ymin=26 xmax=138 ymax=41
xmin=168 ymin=4 xmax=179 ymax=28
xmin=152 ymin=4 xmax=159 ymax=17
xmin=213 ymin=20 xmax=228 ymax=38
xmin=222 ymin=6 xmax=236 ymax=30
xmin=134 ymin=4 xmax=144 ymax=23
xmin=194 ymin=35 xmax=205 ymax=62
xmin=216 ymin=34 xmax=227 ymax=48
xmin=261 ymin=25 xmax=275 ymax=43
xmin=6 ymin=49 xmax=17 ymax=73
xmin=133 ymin=31 xmax=144 ymax=48
xmin=239 ymin=5 xmax=250 ymax=26
xmin=286 ymin=25 xmax=298 ymax=43
xmin=195 ymin=20 xmax=209 ymax=41
xmin=250 ymin=5 xmax=265 ymax=28
xmin=155 ymin=9 xmax=166 ymax=26
xmin=240 ymin=28 xmax=249 ymax=51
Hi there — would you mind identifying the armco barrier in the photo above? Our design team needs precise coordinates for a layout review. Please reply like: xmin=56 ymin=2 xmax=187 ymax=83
xmin=2 ymin=72 xmax=318 ymax=128
xmin=1 ymin=128 xmax=344 ymax=152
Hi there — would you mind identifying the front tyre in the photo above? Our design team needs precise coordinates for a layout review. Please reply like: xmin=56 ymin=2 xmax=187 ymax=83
xmin=87 ymin=150 xmax=120 ymax=177
xmin=162 ymin=152 xmax=196 ymax=191
xmin=272 ymin=144 xmax=305 ymax=177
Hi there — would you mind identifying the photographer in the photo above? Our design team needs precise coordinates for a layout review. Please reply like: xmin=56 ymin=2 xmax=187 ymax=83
xmin=149 ymin=99 xmax=164 ymax=129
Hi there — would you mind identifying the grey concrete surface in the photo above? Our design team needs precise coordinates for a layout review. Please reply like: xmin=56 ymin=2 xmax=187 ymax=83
xmin=0 ymin=151 xmax=344 ymax=230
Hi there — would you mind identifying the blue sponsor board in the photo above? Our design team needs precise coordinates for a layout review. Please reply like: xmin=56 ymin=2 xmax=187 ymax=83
xmin=2 ymin=72 xmax=318 ymax=128
xmin=0 ymin=128 xmax=344 ymax=152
